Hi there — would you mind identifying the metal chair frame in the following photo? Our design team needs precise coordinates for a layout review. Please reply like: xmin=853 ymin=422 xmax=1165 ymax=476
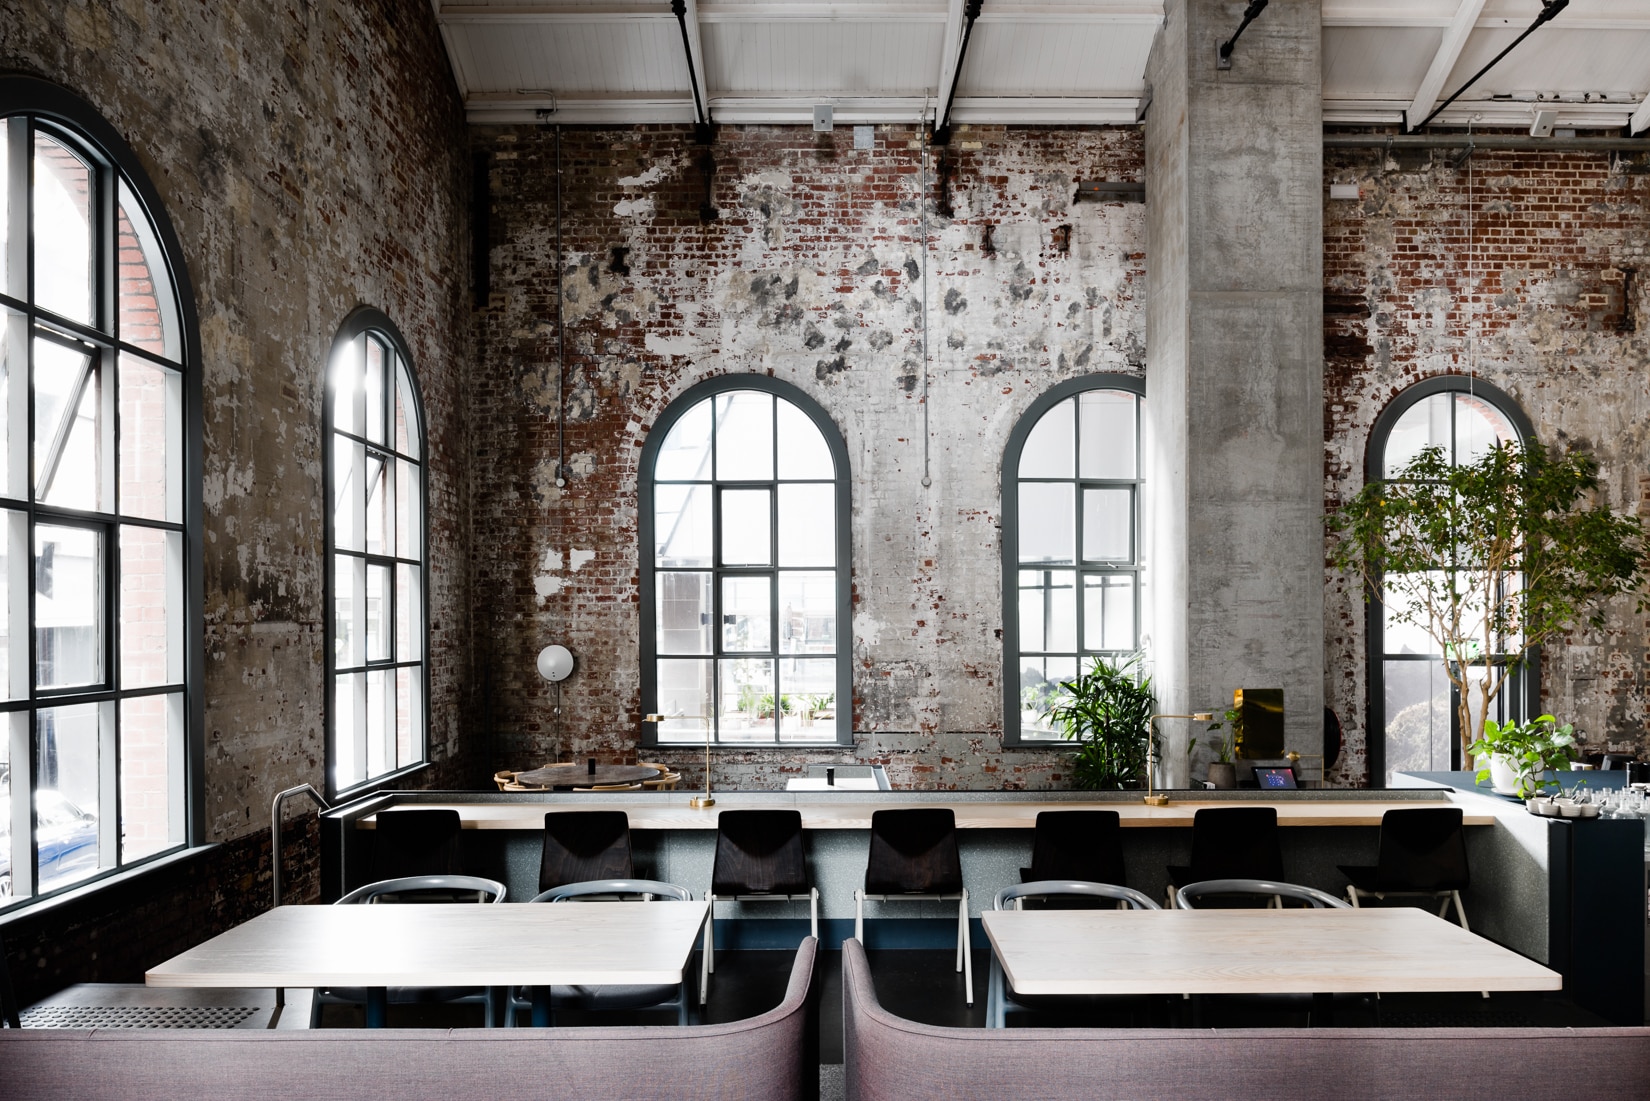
xmin=1175 ymin=878 xmax=1350 ymax=911
xmin=700 ymin=810 xmax=819 ymax=1004
xmin=986 ymin=880 xmax=1159 ymax=1028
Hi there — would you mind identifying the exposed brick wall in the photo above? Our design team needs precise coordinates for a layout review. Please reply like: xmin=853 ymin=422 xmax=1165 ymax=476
xmin=1 ymin=0 xmax=474 ymax=987
xmin=1324 ymin=136 xmax=1650 ymax=783
xmin=471 ymin=123 xmax=1147 ymax=790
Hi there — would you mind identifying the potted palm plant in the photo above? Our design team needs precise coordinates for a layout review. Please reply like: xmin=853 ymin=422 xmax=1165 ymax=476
xmin=1466 ymin=714 xmax=1577 ymax=799
xmin=1043 ymin=654 xmax=1157 ymax=790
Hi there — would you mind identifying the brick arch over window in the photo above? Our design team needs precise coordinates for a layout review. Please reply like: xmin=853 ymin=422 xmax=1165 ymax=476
xmin=639 ymin=375 xmax=852 ymax=748
xmin=1364 ymin=375 xmax=1537 ymax=786
xmin=0 ymin=75 xmax=204 ymax=905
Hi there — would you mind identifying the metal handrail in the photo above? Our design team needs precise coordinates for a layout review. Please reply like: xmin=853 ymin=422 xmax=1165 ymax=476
xmin=270 ymin=784 xmax=331 ymax=907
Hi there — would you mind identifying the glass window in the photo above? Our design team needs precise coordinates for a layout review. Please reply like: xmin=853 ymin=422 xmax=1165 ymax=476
xmin=1367 ymin=378 xmax=1533 ymax=784
xmin=1002 ymin=377 xmax=1144 ymax=745
xmin=325 ymin=313 xmax=426 ymax=794
xmin=641 ymin=377 xmax=850 ymax=747
xmin=0 ymin=81 xmax=199 ymax=907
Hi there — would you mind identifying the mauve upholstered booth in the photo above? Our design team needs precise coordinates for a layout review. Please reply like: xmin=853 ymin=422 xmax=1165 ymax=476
xmin=2 ymin=938 xmax=816 ymax=1101
xmin=842 ymin=938 xmax=1650 ymax=1101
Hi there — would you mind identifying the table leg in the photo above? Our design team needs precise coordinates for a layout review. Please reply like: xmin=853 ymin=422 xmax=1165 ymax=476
xmin=366 ymin=987 xmax=388 ymax=1028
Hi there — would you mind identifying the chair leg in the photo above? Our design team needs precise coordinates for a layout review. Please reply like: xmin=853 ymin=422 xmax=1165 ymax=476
xmin=809 ymin=888 xmax=820 ymax=940
xmin=1346 ymin=885 xmax=1361 ymax=908
xmin=700 ymin=896 xmax=713 ymax=1006
xmin=960 ymin=889 xmax=973 ymax=1007
xmin=1452 ymin=890 xmax=1469 ymax=932
xmin=987 ymin=953 xmax=1005 ymax=1028
xmin=855 ymin=889 xmax=865 ymax=944
xmin=705 ymin=893 xmax=716 ymax=974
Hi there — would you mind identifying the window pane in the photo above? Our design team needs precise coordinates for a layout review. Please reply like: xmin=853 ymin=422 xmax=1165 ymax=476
xmin=396 ymin=667 xmax=421 ymax=769
xmin=395 ymin=563 xmax=421 ymax=663
xmin=331 ymin=337 xmax=364 ymax=436
xmin=657 ymin=571 xmax=712 ymax=655
xmin=1019 ymin=568 xmax=1075 ymax=653
xmin=118 ymin=354 xmax=180 ymax=522
xmin=654 ymin=658 xmax=712 ymax=742
xmin=0 ymin=123 xmax=8 ymax=298
xmin=395 ymin=362 xmax=420 ymax=459
xmin=366 ymin=563 xmax=391 ymax=661
xmin=1078 ymin=390 xmax=1135 ymax=479
xmin=1019 ymin=398 xmax=1073 ymax=479
xmin=779 ymin=657 xmax=836 ymax=742
xmin=2 ymin=308 xmax=21 ymax=498
xmin=1382 ymin=393 xmax=1451 ymax=477
xmin=33 ymin=133 xmax=93 ymax=325
xmin=1382 ymin=573 xmax=1441 ymax=656
xmin=1083 ymin=573 xmax=1135 ymax=651
xmin=395 ymin=459 xmax=419 ymax=560
xmin=655 ymin=400 xmax=712 ymax=481
xmin=1456 ymin=394 xmax=1518 ymax=464
xmin=120 ymin=692 xmax=182 ymax=862
xmin=1 ymin=508 xmax=21 ymax=700
xmin=333 ymin=554 xmax=364 ymax=669
xmin=719 ymin=657 xmax=775 ymax=743
xmin=333 ymin=437 xmax=363 ymax=551
xmin=1081 ymin=487 xmax=1132 ymax=562
xmin=1018 ymin=656 xmax=1075 ymax=740
xmin=364 ymin=336 xmax=386 ymax=446
xmin=721 ymin=488 xmax=771 ymax=566
xmin=35 ymin=702 xmax=102 ymax=893
xmin=778 ymin=571 xmax=835 ymax=655
xmin=363 ymin=453 xmax=388 ymax=556
xmin=120 ymin=525 xmax=181 ymax=688
xmin=333 ymin=672 xmax=361 ymax=789
xmin=777 ymin=483 xmax=834 ymax=567
xmin=776 ymin=399 xmax=832 ymax=479
xmin=33 ymin=335 xmax=102 ymax=510
xmin=714 ymin=391 xmax=773 ymax=480
xmin=1383 ymin=659 xmax=1452 ymax=784
xmin=35 ymin=524 xmax=102 ymax=689
xmin=367 ymin=669 xmax=389 ymax=778
xmin=655 ymin=483 xmax=711 ymax=567
xmin=721 ymin=575 xmax=771 ymax=653
xmin=116 ymin=181 xmax=181 ymax=361
xmin=1018 ymin=483 xmax=1074 ymax=564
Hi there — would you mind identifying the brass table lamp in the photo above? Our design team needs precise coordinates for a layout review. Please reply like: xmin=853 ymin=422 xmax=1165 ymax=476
xmin=645 ymin=711 xmax=715 ymax=808
xmin=1145 ymin=712 xmax=1215 ymax=805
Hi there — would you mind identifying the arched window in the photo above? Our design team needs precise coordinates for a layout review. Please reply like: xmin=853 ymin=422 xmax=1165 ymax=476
xmin=325 ymin=310 xmax=427 ymax=794
xmin=1002 ymin=376 xmax=1145 ymax=745
xmin=0 ymin=78 xmax=202 ymax=904
xmin=1367 ymin=376 xmax=1536 ymax=785
xmin=640 ymin=376 xmax=851 ymax=747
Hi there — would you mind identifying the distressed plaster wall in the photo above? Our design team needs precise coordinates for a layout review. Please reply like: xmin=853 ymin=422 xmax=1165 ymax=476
xmin=0 ymin=0 xmax=473 ymax=996
xmin=1324 ymin=141 xmax=1650 ymax=783
xmin=472 ymin=124 xmax=1146 ymax=790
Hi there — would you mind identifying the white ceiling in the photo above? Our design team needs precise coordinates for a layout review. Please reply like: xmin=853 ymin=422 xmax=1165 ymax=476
xmin=437 ymin=1 xmax=1650 ymax=134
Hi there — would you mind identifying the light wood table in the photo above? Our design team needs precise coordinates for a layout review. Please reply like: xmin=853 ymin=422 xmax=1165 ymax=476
xmin=981 ymin=907 xmax=1560 ymax=1025
xmin=148 ymin=901 xmax=708 ymax=1027
xmin=356 ymin=798 xmax=1493 ymax=832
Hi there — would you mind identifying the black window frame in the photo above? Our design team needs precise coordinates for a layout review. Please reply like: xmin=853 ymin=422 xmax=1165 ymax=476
xmin=1001 ymin=373 xmax=1145 ymax=747
xmin=0 ymin=76 xmax=204 ymax=910
xmin=639 ymin=375 xmax=853 ymax=749
xmin=1365 ymin=374 xmax=1538 ymax=785
xmin=322 ymin=307 xmax=430 ymax=798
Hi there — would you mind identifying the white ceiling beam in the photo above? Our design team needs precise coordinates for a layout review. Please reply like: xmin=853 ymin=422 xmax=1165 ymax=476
xmin=437 ymin=5 xmax=671 ymax=26
xmin=1405 ymin=0 xmax=1489 ymax=130
xmin=1631 ymin=92 xmax=1650 ymax=136
xmin=1325 ymin=97 xmax=1637 ymax=131
xmin=464 ymin=93 xmax=1144 ymax=127
xmin=679 ymin=0 xmax=712 ymax=125
xmin=934 ymin=0 xmax=967 ymax=103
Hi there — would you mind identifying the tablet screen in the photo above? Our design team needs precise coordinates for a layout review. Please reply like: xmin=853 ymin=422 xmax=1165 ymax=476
xmin=1253 ymin=766 xmax=1298 ymax=789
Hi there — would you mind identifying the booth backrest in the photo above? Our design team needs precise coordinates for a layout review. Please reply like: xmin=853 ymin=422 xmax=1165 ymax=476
xmin=3 ymin=937 xmax=816 ymax=1101
xmin=841 ymin=937 xmax=1650 ymax=1101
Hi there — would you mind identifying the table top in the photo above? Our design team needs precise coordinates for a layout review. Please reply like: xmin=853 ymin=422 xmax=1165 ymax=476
xmin=356 ymin=797 xmax=1492 ymax=831
xmin=146 ymin=901 xmax=708 ymax=989
xmin=512 ymin=763 xmax=661 ymax=788
xmin=980 ymin=907 xmax=1561 ymax=996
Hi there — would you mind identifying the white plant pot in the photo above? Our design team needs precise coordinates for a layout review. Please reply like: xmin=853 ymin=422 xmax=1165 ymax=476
xmin=1485 ymin=755 xmax=1519 ymax=795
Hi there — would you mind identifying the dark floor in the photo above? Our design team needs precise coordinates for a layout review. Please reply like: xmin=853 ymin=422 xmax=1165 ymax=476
xmin=317 ymin=947 xmax=1615 ymax=1048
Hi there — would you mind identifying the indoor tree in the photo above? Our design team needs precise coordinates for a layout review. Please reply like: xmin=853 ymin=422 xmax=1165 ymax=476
xmin=1043 ymin=653 xmax=1157 ymax=790
xmin=1328 ymin=440 xmax=1647 ymax=760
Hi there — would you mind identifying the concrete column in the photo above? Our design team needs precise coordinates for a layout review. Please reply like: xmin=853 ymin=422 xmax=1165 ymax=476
xmin=1146 ymin=0 xmax=1323 ymax=786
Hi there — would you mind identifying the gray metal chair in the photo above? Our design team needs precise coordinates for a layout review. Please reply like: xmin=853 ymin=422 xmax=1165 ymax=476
xmin=987 ymin=880 xmax=1160 ymax=1028
xmin=312 ymin=874 xmax=507 ymax=1027
xmin=507 ymin=878 xmax=696 ymax=1027
xmin=1175 ymin=878 xmax=1350 ymax=910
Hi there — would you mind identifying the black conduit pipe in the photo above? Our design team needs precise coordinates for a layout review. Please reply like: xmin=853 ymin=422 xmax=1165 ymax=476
xmin=1410 ymin=0 xmax=1570 ymax=133
xmin=933 ymin=0 xmax=983 ymax=146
